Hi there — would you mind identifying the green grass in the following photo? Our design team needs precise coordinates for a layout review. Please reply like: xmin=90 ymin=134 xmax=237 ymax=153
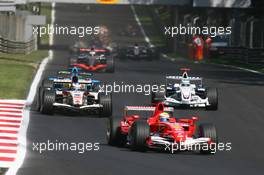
xmin=0 ymin=60 xmax=35 ymax=99
xmin=0 ymin=50 xmax=48 ymax=99
xmin=0 ymin=50 xmax=48 ymax=63
xmin=0 ymin=2 xmax=52 ymax=99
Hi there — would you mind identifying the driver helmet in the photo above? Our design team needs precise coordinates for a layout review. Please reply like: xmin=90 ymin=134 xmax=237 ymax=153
xmin=159 ymin=112 xmax=170 ymax=122
xmin=181 ymin=79 xmax=190 ymax=86
xmin=72 ymin=76 xmax=78 ymax=84
xmin=71 ymin=76 xmax=80 ymax=89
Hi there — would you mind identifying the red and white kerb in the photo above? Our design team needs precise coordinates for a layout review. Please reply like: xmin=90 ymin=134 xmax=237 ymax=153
xmin=0 ymin=100 xmax=25 ymax=168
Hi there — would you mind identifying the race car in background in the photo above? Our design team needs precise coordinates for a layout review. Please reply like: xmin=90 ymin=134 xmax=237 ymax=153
xmin=120 ymin=43 xmax=157 ymax=60
xmin=70 ymin=47 xmax=115 ymax=72
xmin=107 ymin=103 xmax=218 ymax=154
xmin=151 ymin=68 xmax=218 ymax=110
xmin=38 ymin=67 xmax=112 ymax=117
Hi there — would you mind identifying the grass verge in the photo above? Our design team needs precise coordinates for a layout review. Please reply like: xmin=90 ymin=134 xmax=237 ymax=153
xmin=0 ymin=3 xmax=51 ymax=99
xmin=0 ymin=50 xmax=48 ymax=99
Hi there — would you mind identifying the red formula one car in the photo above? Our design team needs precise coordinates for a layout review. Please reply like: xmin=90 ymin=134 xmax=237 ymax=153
xmin=107 ymin=103 xmax=218 ymax=154
xmin=70 ymin=48 xmax=114 ymax=72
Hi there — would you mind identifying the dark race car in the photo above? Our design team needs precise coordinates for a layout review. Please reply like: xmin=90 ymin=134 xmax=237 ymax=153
xmin=121 ymin=44 xmax=156 ymax=60
xmin=70 ymin=47 xmax=114 ymax=72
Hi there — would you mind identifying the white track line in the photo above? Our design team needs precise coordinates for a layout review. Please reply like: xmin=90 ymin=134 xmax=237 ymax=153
xmin=6 ymin=2 xmax=56 ymax=175
xmin=130 ymin=5 xmax=154 ymax=48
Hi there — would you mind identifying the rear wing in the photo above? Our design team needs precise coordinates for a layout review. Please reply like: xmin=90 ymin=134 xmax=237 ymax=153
xmin=166 ymin=76 xmax=202 ymax=81
xmin=124 ymin=106 xmax=174 ymax=113
xmin=80 ymin=48 xmax=108 ymax=53
xmin=48 ymin=78 xmax=100 ymax=84
xmin=58 ymin=71 xmax=92 ymax=76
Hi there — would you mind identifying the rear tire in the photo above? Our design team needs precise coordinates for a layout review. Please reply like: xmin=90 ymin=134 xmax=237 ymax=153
xmin=199 ymin=123 xmax=218 ymax=154
xmin=99 ymin=93 xmax=112 ymax=117
xmin=42 ymin=79 xmax=53 ymax=89
xmin=40 ymin=90 xmax=55 ymax=115
xmin=37 ymin=87 xmax=43 ymax=111
xmin=206 ymin=88 xmax=218 ymax=110
xmin=107 ymin=117 xmax=126 ymax=146
xmin=129 ymin=120 xmax=150 ymax=152
xmin=106 ymin=56 xmax=115 ymax=73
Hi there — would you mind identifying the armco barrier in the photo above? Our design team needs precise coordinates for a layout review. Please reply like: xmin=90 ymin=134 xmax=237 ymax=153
xmin=211 ymin=47 xmax=264 ymax=64
xmin=0 ymin=36 xmax=36 ymax=54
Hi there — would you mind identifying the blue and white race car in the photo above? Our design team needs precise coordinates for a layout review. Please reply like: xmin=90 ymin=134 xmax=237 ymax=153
xmin=38 ymin=67 xmax=112 ymax=117
xmin=151 ymin=68 xmax=218 ymax=110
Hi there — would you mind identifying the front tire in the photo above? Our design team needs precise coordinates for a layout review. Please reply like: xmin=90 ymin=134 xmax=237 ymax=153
xmin=199 ymin=123 xmax=218 ymax=154
xmin=40 ymin=90 xmax=55 ymax=115
xmin=107 ymin=117 xmax=126 ymax=146
xmin=99 ymin=93 xmax=112 ymax=117
xmin=106 ymin=56 xmax=115 ymax=73
xmin=42 ymin=79 xmax=53 ymax=89
xmin=206 ymin=88 xmax=218 ymax=110
xmin=129 ymin=120 xmax=150 ymax=152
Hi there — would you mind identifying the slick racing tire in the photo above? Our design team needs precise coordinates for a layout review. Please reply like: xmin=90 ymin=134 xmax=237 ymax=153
xmin=199 ymin=123 xmax=218 ymax=154
xmin=99 ymin=93 xmax=112 ymax=117
xmin=206 ymin=88 xmax=218 ymax=110
xmin=151 ymin=91 xmax=165 ymax=104
xmin=37 ymin=87 xmax=43 ymax=112
xmin=107 ymin=116 xmax=126 ymax=146
xmin=129 ymin=120 xmax=150 ymax=152
xmin=106 ymin=56 xmax=115 ymax=73
xmin=42 ymin=79 xmax=53 ymax=89
xmin=40 ymin=89 xmax=55 ymax=115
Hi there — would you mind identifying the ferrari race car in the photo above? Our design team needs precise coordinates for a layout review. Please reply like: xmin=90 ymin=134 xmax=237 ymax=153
xmin=70 ymin=47 xmax=114 ymax=72
xmin=38 ymin=67 xmax=112 ymax=117
xmin=107 ymin=103 xmax=218 ymax=154
xmin=151 ymin=68 xmax=218 ymax=110
xmin=121 ymin=44 xmax=156 ymax=60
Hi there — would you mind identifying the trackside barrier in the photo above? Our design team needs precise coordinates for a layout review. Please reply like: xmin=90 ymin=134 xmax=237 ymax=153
xmin=0 ymin=36 xmax=36 ymax=54
xmin=211 ymin=47 xmax=264 ymax=64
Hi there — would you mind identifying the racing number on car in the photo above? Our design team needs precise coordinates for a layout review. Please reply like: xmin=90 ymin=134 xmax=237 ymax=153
xmin=96 ymin=0 xmax=120 ymax=4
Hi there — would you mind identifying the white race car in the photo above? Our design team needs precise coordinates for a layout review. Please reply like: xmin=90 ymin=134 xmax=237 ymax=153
xmin=38 ymin=68 xmax=112 ymax=117
xmin=151 ymin=69 xmax=218 ymax=110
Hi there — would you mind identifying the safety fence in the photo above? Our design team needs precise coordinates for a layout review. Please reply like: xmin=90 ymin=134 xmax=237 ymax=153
xmin=213 ymin=47 xmax=264 ymax=64
xmin=0 ymin=36 xmax=36 ymax=54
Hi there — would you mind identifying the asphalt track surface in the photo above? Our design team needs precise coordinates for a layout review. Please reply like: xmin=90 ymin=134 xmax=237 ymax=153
xmin=18 ymin=4 xmax=264 ymax=175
